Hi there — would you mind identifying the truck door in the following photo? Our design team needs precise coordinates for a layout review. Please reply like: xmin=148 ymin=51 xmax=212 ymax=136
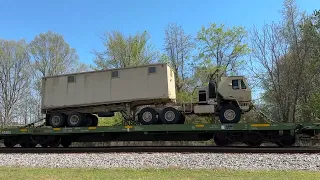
xmin=229 ymin=79 xmax=250 ymax=102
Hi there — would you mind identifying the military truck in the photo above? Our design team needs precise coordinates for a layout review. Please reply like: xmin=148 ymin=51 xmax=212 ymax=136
xmin=41 ymin=63 xmax=252 ymax=127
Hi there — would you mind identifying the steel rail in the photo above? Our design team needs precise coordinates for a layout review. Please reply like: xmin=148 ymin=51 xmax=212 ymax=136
xmin=0 ymin=146 xmax=320 ymax=154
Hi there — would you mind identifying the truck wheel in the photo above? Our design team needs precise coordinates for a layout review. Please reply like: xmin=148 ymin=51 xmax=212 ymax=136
xmin=160 ymin=107 xmax=181 ymax=124
xmin=67 ymin=112 xmax=85 ymax=127
xmin=138 ymin=107 xmax=158 ymax=125
xmin=86 ymin=114 xmax=98 ymax=126
xmin=219 ymin=104 xmax=241 ymax=123
xmin=179 ymin=114 xmax=186 ymax=124
xmin=49 ymin=113 xmax=66 ymax=127
xmin=91 ymin=115 xmax=98 ymax=126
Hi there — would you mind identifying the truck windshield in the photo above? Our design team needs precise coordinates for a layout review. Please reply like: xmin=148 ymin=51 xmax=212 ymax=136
xmin=232 ymin=80 xmax=239 ymax=89
xmin=241 ymin=80 xmax=246 ymax=89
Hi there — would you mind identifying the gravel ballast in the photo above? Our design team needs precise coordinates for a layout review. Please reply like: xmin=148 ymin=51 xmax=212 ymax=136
xmin=0 ymin=153 xmax=320 ymax=170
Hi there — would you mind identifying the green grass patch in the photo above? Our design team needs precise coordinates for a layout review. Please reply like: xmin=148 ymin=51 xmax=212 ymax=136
xmin=0 ymin=167 xmax=319 ymax=180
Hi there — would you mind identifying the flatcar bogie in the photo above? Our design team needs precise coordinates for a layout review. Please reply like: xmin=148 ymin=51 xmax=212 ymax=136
xmin=213 ymin=132 xmax=231 ymax=146
xmin=276 ymin=133 xmax=296 ymax=147
xmin=3 ymin=138 xmax=17 ymax=148
xmin=244 ymin=132 xmax=263 ymax=147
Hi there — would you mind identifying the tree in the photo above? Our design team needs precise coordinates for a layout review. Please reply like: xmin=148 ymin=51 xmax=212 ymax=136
xmin=29 ymin=31 xmax=85 ymax=121
xmin=92 ymin=31 xmax=158 ymax=69
xmin=163 ymin=23 xmax=194 ymax=93
xmin=250 ymin=22 xmax=290 ymax=122
xmin=250 ymin=0 xmax=316 ymax=123
xmin=92 ymin=30 xmax=158 ymax=125
xmin=0 ymin=39 xmax=31 ymax=126
xmin=296 ymin=9 xmax=320 ymax=122
xmin=29 ymin=31 xmax=81 ymax=92
xmin=196 ymin=23 xmax=250 ymax=80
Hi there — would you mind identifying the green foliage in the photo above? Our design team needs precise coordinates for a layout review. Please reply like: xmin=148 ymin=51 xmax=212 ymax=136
xmin=29 ymin=31 xmax=82 ymax=96
xmin=300 ymin=92 xmax=320 ymax=122
xmin=192 ymin=63 xmax=221 ymax=87
xmin=196 ymin=23 xmax=250 ymax=76
xmin=92 ymin=31 xmax=161 ymax=125
xmin=176 ymin=90 xmax=194 ymax=103
xmin=250 ymin=0 xmax=320 ymax=123
xmin=92 ymin=31 xmax=158 ymax=70
xmin=159 ymin=53 xmax=170 ymax=64
xmin=98 ymin=113 xmax=123 ymax=126
xmin=29 ymin=31 xmax=79 ymax=77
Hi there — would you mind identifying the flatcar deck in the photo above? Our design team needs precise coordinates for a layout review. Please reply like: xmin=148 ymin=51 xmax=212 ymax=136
xmin=0 ymin=123 xmax=320 ymax=148
xmin=1 ymin=123 xmax=320 ymax=135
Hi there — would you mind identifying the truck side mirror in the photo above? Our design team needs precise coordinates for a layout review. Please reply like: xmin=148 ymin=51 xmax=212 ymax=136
xmin=229 ymin=83 xmax=232 ymax=86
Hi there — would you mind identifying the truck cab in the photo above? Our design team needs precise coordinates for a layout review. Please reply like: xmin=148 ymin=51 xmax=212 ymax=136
xmin=195 ymin=76 xmax=252 ymax=123
xmin=218 ymin=76 xmax=252 ymax=112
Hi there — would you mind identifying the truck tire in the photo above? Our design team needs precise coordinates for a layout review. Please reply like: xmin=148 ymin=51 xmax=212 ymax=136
xmin=138 ymin=107 xmax=158 ymax=125
xmin=179 ymin=113 xmax=186 ymax=124
xmin=160 ymin=107 xmax=181 ymax=124
xmin=91 ymin=115 xmax=98 ymax=126
xmin=67 ymin=112 xmax=85 ymax=127
xmin=219 ymin=104 xmax=241 ymax=123
xmin=49 ymin=113 xmax=66 ymax=127
xmin=86 ymin=114 xmax=98 ymax=126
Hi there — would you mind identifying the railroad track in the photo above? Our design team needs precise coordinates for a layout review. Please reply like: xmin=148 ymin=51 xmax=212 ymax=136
xmin=0 ymin=146 xmax=320 ymax=154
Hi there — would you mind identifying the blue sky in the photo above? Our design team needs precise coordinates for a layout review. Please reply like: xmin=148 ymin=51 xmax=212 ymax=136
xmin=0 ymin=0 xmax=319 ymax=65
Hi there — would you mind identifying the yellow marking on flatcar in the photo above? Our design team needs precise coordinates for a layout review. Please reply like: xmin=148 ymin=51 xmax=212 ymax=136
xmin=195 ymin=124 xmax=204 ymax=128
xmin=20 ymin=129 xmax=27 ymax=132
xmin=88 ymin=127 xmax=96 ymax=130
xmin=125 ymin=125 xmax=133 ymax=129
xmin=250 ymin=124 xmax=270 ymax=127
xmin=53 ymin=128 xmax=61 ymax=131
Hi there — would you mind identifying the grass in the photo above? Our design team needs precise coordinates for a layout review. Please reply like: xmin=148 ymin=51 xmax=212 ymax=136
xmin=0 ymin=167 xmax=319 ymax=180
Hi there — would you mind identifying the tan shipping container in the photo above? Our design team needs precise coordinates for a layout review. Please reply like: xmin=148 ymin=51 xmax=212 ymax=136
xmin=41 ymin=63 xmax=176 ymax=111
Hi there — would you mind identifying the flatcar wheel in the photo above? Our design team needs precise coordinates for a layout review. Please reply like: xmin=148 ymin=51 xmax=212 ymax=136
xmin=29 ymin=143 xmax=37 ymax=148
xmin=47 ymin=137 xmax=61 ymax=148
xmin=61 ymin=140 xmax=72 ymax=148
xmin=3 ymin=138 xmax=17 ymax=148
xmin=3 ymin=138 xmax=16 ymax=148
xmin=244 ymin=133 xmax=262 ymax=147
xmin=277 ymin=134 xmax=296 ymax=147
xmin=4 ymin=141 xmax=15 ymax=148
xmin=40 ymin=144 xmax=48 ymax=148
xmin=48 ymin=141 xmax=60 ymax=148
xmin=214 ymin=133 xmax=230 ymax=146
xmin=20 ymin=142 xmax=36 ymax=148
xmin=20 ymin=143 xmax=29 ymax=148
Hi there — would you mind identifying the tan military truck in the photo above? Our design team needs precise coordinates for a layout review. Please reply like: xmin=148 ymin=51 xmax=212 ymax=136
xmin=41 ymin=63 xmax=252 ymax=127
